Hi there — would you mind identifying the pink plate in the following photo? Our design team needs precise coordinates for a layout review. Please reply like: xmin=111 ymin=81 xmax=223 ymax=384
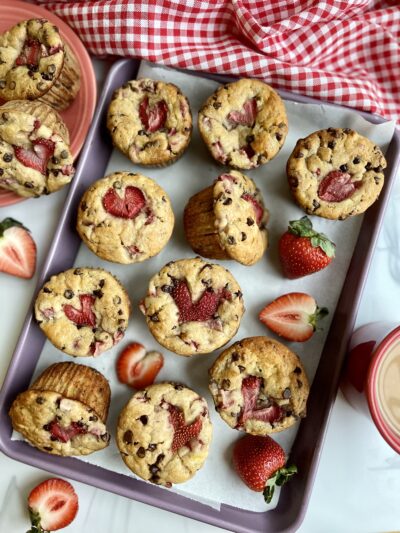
xmin=0 ymin=0 xmax=97 ymax=206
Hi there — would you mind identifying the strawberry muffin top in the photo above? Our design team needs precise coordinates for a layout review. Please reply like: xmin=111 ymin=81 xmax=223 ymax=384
xmin=34 ymin=267 xmax=131 ymax=357
xmin=0 ymin=19 xmax=65 ymax=102
xmin=198 ymin=78 xmax=288 ymax=170
xmin=116 ymin=382 xmax=213 ymax=486
xmin=107 ymin=78 xmax=192 ymax=166
xmin=140 ymin=257 xmax=245 ymax=356
xmin=0 ymin=100 xmax=74 ymax=197
xmin=286 ymin=128 xmax=387 ymax=220
xmin=209 ymin=336 xmax=309 ymax=435
xmin=9 ymin=362 xmax=111 ymax=456
xmin=77 ymin=172 xmax=174 ymax=264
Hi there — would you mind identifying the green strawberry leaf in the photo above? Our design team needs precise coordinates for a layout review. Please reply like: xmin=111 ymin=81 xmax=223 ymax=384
xmin=288 ymin=216 xmax=336 ymax=258
xmin=262 ymin=465 xmax=298 ymax=504
xmin=0 ymin=217 xmax=29 ymax=238
xmin=309 ymin=306 xmax=329 ymax=331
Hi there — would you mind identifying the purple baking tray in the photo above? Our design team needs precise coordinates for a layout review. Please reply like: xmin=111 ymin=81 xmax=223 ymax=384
xmin=0 ymin=59 xmax=399 ymax=533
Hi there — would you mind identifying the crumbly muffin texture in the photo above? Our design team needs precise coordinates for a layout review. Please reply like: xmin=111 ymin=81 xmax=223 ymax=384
xmin=0 ymin=19 xmax=65 ymax=101
xmin=287 ymin=128 xmax=387 ymax=220
xmin=0 ymin=100 xmax=74 ymax=197
xmin=209 ymin=337 xmax=309 ymax=435
xmin=34 ymin=267 xmax=131 ymax=357
xmin=77 ymin=172 xmax=174 ymax=264
xmin=141 ymin=257 xmax=244 ymax=356
xmin=198 ymin=78 xmax=288 ymax=170
xmin=213 ymin=171 xmax=269 ymax=264
xmin=107 ymin=78 xmax=192 ymax=166
xmin=117 ymin=382 xmax=213 ymax=486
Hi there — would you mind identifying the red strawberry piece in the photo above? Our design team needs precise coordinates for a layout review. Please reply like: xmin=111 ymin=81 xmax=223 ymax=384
xmin=278 ymin=216 xmax=335 ymax=279
xmin=63 ymin=294 xmax=96 ymax=327
xmin=61 ymin=164 xmax=74 ymax=176
xmin=232 ymin=434 xmax=297 ymax=503
xmin=259 ymin=292 xmax=328 ymax=342
xmin=318 ymin=170 xmax=359 ymax=202
xmin=217 ymin=173 xmax=237 ymax=184
xmin=102 ymin=186 xmax=145 ymax=219
xmin=237 ymin=376 xmax=284 ymax=428
xmin=242 ymin=193 xmax=263 ymax=225
xmin=14 ymin=138 xmax=55 ymax=175
xmin=227 ymin=97 xmax=257 ymax=126
xmin=116 ymin=342 xmax=164 ymax=389
xmin=47 ymin=420 xmax=87 ymax=443
xmin=168 ymin=404 xmax=202 ymax=453
xmin=242 ymin=144 xmax=255 ymax=160
xmin=139 ymin=96 xmax=168 ymax=133
xmin=0 ymin=218 xmax=36 ymax=279
xmin=171 ymin=280 xmax=231 ymax=323
xmin=34 ymin=119 xmax=41 ymax=129
xmin=212 ymin=140 xmax=227 ymax=163
xmin=15 ymin=38 xmax=41 ymax=67
xmin=89 ymin=340 xmax=106 ymax=356
xmin=27 ymin=478 xmax=78 ymax=532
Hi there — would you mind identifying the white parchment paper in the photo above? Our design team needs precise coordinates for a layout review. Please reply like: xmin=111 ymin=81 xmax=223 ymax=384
xmin=13 ymin=62 xmax=396 ymax=512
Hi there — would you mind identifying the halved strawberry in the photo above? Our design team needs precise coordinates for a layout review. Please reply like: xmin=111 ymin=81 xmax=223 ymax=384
xmin=46 ymin=420 xmax=87 ymax=443
xmin=116 ymin=342 xmax=164 ymax=389
xmin=168 ymin=404 xmax=202 ymax=453
xmin=227 ymin=97 xmax=257 ymax=126
xmin=14 ymin=138 xmax=55 ymax=175
xmin=318 ymin=170 xmax=359 ymax=202
xmin=63 ymin=294 xmax=96 ymax=327
xmin=16 ymin=38 xmax=41 ymax=67
xmin=27 ymin=478 xmax=78 ymax=532
xmin=0 ymin=218 xmax=36 ymax=279
xmin=259 ymin=292 xmax=328 ymax=342
xmin=102 ymin=186 xmax=145 ymax=219
xmin=138 ymin=97 xmax=168 ymax=133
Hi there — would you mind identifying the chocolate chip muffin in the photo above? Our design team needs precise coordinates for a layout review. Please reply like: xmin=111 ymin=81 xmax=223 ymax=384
xmin=286 ymin=128 xmax=387 ymax=220
xmin=0 ymin=100 xmax=74 ymax=197
xmin=140 ymin=257 xmax=245 ymax=356
xmin=198 ymin=78 xmax=288 ymax=169
xmin=209 ymin=337 xmax=309 ymax=435
xmin=76 ymin=172 xmax=174 ymax=264
xmin=116 ymin=382 xmax=213 ymax=486
xmin=0 ymin=18 xmax=81 ymax=110
xmin=184 ymin=171 xmax=269 ymax=265
xmin=9 ymin=362 xmax=111 ymax=456
xmin=107 ymin=78 xmax=192 ymax=166
xmin=34 ymin=267 xmax=131 ymax=357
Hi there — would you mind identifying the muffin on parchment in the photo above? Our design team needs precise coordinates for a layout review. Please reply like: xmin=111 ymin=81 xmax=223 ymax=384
xmin=184 ymin=170 xmax=269 ymax=265
xmin=9 ymin=362 xmax=111 ymax=456
xmin=198 ymin=78 xmax=288 ymax=170
xmin=286 ymin=127 xmax=387 ymax=220
xmin=209 ymin=337 xmax=309 ymax=435
xmin=0 ymin=18 xmax=81 ymax=111
xmin=34 ymin=267 xmax=131 ymax=357
xmin=140 ymin=257 xmax=244 ymax=356
xmin=107 ymin=78 xmax=192 ymax=166
xmin=117 ymin=382 xmax=212 ymax=486
xmin=77 ymin=172 xmax=174 ymax=264
xmin=0 ymin=100 xmax=74 ymax=197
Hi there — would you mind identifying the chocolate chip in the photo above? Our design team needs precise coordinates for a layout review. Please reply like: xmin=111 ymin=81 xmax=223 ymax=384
xmin=149 ymin=465 xmax=159 ymax=475
xmin=365 ymin=162 xmax=372 ymax=170
xmin=9 ymin=81 xmax=16 ymax=90
xmin=156 ymin=453 xmax=165 ymax=464
xmin=118 ymin=309 xmax=123 ymax=316
xmin=43 ymin=424 xmax=51 ymax=431
xmin=36 ymin=82 xmax=46 ymax=91
xmin=374 ymin=165 xmax=383 ymax=172
xmin=231 ymin=352 xmax=239 ymax=362
xmin=0 ymin=168 xmax=3 ymax=175
xmin=139 ymin=415 xmax=148 ymax=425
xmin=80 ymin=201 xmax=87 ymax=211
xmin=138 ymin=129 xmax=146 ymax=136
xmin=113 ymin=181 xmax=121 ymax=189
xmin=123 ymin=430 xmax=133 ymax=444
xmin=64 ymin=289 xmax=74 ymax=299
xmin=241 ymin=232 xmax=247 ymax=241
xmin=99 ymin=279 xmax=105 ymax=288
xmin=353 ymin=157 xmax=360 ymax=164
xmin=174 ymin=383 xmax=184 ymax=390
xmin=101 ymin=433 xmax=110 ymax=442
xmin=74 ymin=268 xmax=82 ymax=275
xmin=238 ymin=365 xmax=245 ymax=373
xmin=137 ymin=446 xmax=146 ymax=458
xmin=222 ymin=379 xmax=231 ymax=389
xmin=374 ymin=176 xmax=381 ymax=184
xmin=89 ymin=415 xmax=98 ymax=422
xmin=3 ymin=153 xmax=12 ymax=162
xmin=60 ymin=150 xmax=69 ymax=159
xmin=283 ymin=387 xmax=292 ymax=399
xmin=213 ymin=101 xmax=222 ymax=109
xmin=148 ymin=443 xmax=157 ymax=451
xmin=289 ymin=176 xmax=299 ymax=189
xmin=294 ymin=366 xmax=302 ymax=374
xmin=52 ymin=156 xmax=60 ymax=165
xmin=339 ymin=164 xmax=348 ymax=172
xmin=295 ymin=152 xmax=304 ymax=158
xmin=275 ymin=133 xmax=282 ymax=141
xmin=0 ymin=80 xmax=5 ymax=88
xmin=286 ymin=410 xmax=293 ymax=417
xmin=93 ymin=289 xmax=103 ymax=299
xmin=246 ymin=217 xmax=254 ymax=226
xmin=50 ymin=436 xmax=58 ymax=441
xmin=24 ymin=182 xmax=33 ymax=188
xmin=43 ymin=446 xmax=53 ymax=452
xmin=235 ymin=290 xmax=242 ymax=298
xmin=297 ymin=379 xmax=303 ymax=388
xmin=113 ymin=295 xmax=121 ymax=304
xmin=343 ymin=128 xmax=351 ymax=133
xmin=48 ymin=64 xmax=56 ymax=73
xmin=41 ymin=72 xmax=53 ymax=81
xmin=150 ymin=475 xmax=160 ymax=483
xmin=150 ymin=313 xmax=160 ymax=322
xmin=246 ymin=134 xmax=255 ymax=143
xmin=328 ymin=141 xmax=336 ymax=149
xmin=36 ymin=396 xmax=45 ymax=404
xmin=312 ymin=199 xmax=320 ymax=210
xmin=223 ymin=197 xmax=232 ymax=205
xmin=161 ymin=284 xmax=173 ymax=293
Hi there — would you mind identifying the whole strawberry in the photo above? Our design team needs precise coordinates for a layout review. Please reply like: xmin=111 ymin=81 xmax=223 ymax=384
xmin=279 ymin=216 xmax=335 ymax=279
xmin=232 ymin=434 xmax=297 ymax=503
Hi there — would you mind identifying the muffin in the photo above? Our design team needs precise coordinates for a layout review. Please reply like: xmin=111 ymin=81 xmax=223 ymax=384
xmin=34 ymin=267 xmax=131 ymax=357
xmin=184 ymin=171 xmax=269 ymax=265
xmin=116 ymin=382 xmax=213 ymax=486
xmin=286 ymin=128 xmax=387 ymax=220
xmin=0 ymin=18 xmax=81 ymax=111
xmin=198 ymin=78 xmax=288 ymax=169
xmin=140 ymin=257 xmax=244 ymax=356
xmin=209 ymin=337 xmax=309 ymax=434
xmin=107 ymin=78 xmax=192 ymax=166
xmin=76 ymin=172 xmax=174 ymax=264
xmin=9 ymin=362 xmax=111 ymax=456
xmin=0 ymin=100 xmax=74 ymax=197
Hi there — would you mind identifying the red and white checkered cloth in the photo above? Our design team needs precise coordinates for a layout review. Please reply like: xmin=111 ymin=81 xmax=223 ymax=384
xmin=36 ymin=0 xmax=400 ymax=124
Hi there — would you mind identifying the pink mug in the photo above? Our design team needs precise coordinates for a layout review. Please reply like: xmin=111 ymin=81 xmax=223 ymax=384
xmin=341 ymin=321 xmax=400 ymax=454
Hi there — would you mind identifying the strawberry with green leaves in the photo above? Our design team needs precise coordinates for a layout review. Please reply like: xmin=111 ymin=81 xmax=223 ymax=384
xmin=232 ymin=434 xmax=297 ymax=503
xmin=279 ymin=216 xmax=335 ymax=279
xmin=0 ymin=217 xmax=36 ymax=279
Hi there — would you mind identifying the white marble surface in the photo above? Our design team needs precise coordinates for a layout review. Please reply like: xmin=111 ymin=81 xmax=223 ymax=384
xmin=0 ymin=59 xmax=400 ymax=533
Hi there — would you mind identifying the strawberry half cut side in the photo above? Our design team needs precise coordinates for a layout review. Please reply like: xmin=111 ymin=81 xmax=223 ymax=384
xmin=116 ymin=342 xmax=164 ymax=389
xmin=227 ymin=97 xmax=257 ymax=126
xmin=0 ymin=217 xmax=36 ymax=279
xmin=259 ymin=292 xmax=328 ymax=342
xmin=318 ymin=170 xmax=359 ymax=202
xmin=102 ymin=186 xmax=145 ymax=219
xmin=139 ymin=96 xmax=168 ymax=133
xmin=14 ymin=138 xmax=55 ymax=175
xmin=15 ymin=38 xmax=41 ymax=67
xmin=63 ymin=294 xmax=96 ymax=327
xmin=167 ymin=404 xmax=202 ymax=453
xmin=27 ymin=478 xmax=78 ymax=532
xmin=237 ymin=376 xmax=284 ymax=428
xmin=45 ymin=420 xmax=88 ymax=443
